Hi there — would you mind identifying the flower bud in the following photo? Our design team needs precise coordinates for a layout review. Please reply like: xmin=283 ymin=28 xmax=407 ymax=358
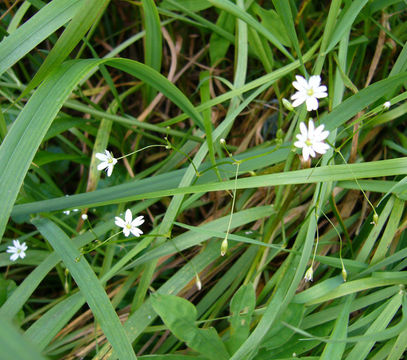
xmin=282 ymin=98 xmax=294 ymax=111
xmin=81 ymin=214 xmax=88 ymax=220
xmin=372 ymin=213 xmax=379 ymax=225
xmin=195 ymin=274 xmax=202 ymax=291
xmin=304 ymin=266 xmax=313 ymax=282
xmin=221 ymin=238 xmax=228 ymax=256
xmin=341 ymin=267 xmax=347 ymax=282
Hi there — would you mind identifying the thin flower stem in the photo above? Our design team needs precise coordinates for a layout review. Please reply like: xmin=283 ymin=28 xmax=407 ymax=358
xmin=116 ymin=144 xmax=168 ymax=160
xmin=221 ymin=162 xmax=240 ymax=256
xmin=164 ymin=137 xmax=201 ymax=177
xmin=335 ymin=149 xmax=378 ymax=221
xmin=77 ymin=231 xmax=122 ymax=259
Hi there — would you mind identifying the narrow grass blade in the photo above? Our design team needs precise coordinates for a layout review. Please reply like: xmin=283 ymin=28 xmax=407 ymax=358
xmin=0 ymin=0 xmax=83 ymax=77
xmin=32 ymin=217 xmax=137 ymax=360
xmin=21 ymin=0 xmax=110 ymax=97
xmin=0 ymin=313 xmax=47 ymax=360
xmin=142 ymin=0 xmax=162 ymax=102
xmin=208 ymin=0 xmax=293 ymax=60
xmin=324 ymin=0 xmax=370 ymax=54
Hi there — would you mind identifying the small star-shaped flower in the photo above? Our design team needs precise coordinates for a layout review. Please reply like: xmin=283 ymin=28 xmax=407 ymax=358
xmin=294 ymin=119 xmax=330 ymax=161
xmin=291 ymin=75 xmax=328 ymax=111
xmin=95 ymin=150 xmax=117 ymax=177
xmin=115 ymin=209 xmax=144 ymax=237
xmin=7 ymin=240 xmax=28 ymax=261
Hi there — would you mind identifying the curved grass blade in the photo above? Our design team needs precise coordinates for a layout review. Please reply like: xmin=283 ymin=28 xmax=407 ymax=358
xmin=208 ymin=0 xmax=293 ymax=60
xmin=21 ymin=0 xmax=110 ymax=98
xmin=32 ymin=217 xmax=137 ymax=360
xmin=0 ymin=0 xmax=83 ymax=77
xmin=0 ymin=57 xmax=204 ymax=240
xmin=142 ymin=0 xmax=162 ymax=102
xmin=12 ymin=156 xmax=407 ymax=217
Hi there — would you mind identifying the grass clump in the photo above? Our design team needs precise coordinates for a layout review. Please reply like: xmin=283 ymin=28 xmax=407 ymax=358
xmin=1 ymin=1 xmax=407 ymax=359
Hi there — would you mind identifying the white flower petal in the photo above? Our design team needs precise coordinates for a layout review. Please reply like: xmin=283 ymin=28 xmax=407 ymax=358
xmin=308 ymin=75 xmax=321 ymax=87
xmin=313 ymin=142 xmax=330 ymax=154
xmin=123 ymin=227 xmax=131 ymax=237
xmin=291 ymin=97 xmax=306 ymax=108
xmin=131 ymin=216 xmax=145 ymax=227
xmin=306 ymin=97 xmax=319 ymax=111
xmin=299 ymin=122 xmax=307 ymax=135
xmin=294 ymin=140 xmax=304 ymax=149
xmin=10 ymin=253 xmax=19 ymax=261
xmin=125 ymin=209 xmax=133 ymax=224
xmin=314 ymin=86 xmax=327 ymax=98
xmin=95 ymin=152 xmax=108 ymax=161
xmin=97 ymin=162 xmax=108 ymax=171
xmin=115 ymin=217 xmax=126 ymax=228
xmin=302 ymin=147 xmax=310 ymax=161
xmin=294 ymin=75 xmax=308 ymax=89
xmin=308 ymin=147 xmax=316 ymax=158
xmin=106 ymin=164 xmax=114 ymax=177
xmin=131 ymin=228 xmax=143 ymax=237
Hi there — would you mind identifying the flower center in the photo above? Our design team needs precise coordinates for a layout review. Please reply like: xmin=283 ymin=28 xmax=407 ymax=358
xmin=306 ymin=88 xmax=314 ymax=96
xmin=108 ymin=158 xmax=113 ymax=164
xmin=126 ymin=224 xmax=132 ymax=229
xmin=305 ymin=138 xmax=313 ymax=146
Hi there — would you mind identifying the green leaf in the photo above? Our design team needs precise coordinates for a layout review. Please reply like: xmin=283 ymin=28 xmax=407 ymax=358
xmin=324 ymin=0 xmax=370 ymax=54
xmin=207 ymin=0 xmax=293 ymax=60
xmin=151 ymin=294 xmax=230 ymax=360
xmin=32 ymin=217 xmax=137 ymax=360
xmin=0 ymin=313 xmax=47 ymax=360
xmin=142 ymin=0 xmax=162 ymax=101
xmin=0 ymin=57 xmax=204 ymax=240
xmin=209 ymin=10 xmax=235 ymax=65
xmin=21 ymin=0 xmax=110 ymax=97
xmin=160 ymin=0 xmax=212 ymax=12
xmin=0 ymin=0 xmax=83 ymax=77
xmin=226 ymin=284 xmax=256 ymax=354
xmin=261 ymin=303 xmax=306 ymax=349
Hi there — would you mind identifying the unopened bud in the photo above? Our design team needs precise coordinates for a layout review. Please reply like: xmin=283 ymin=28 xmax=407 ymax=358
xmin=282 ymin=98 xmax=294 ymax=111
xmin=304 ymin=266 xmax=313 ymax=282
xmin=81 ymin=214 xmax=88 ymax=220
xmin=220 ymin=138 xmax=226 ymax=144
xmin=341 ymin=267 xmax=347 ymax=282
xmin=383 ymin=101 xmax=391 ymax=109
xmin=221 ymin=238 xmax=228 ymax=256
xmin=195 ymin=274 xmax=202 ymax=291
xmin=371 ymin=213 xmax=379 ymax=225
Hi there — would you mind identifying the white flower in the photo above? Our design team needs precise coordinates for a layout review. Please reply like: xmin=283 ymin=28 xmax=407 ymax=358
xmin=63 ymin=210 xmax=70 ymax=215
xmin=383 ymin=101 xmax=391 ymax=109
xmin=6 ymin=240 xmax=28 ymax=261
xmin=291 ymin=75 xmax=328 ymax=111
xmin=95 ymin=150 xmax=117 ymax=177
xmin=304 ymin=266 xmax=313 ymax=282
xmin=294 ymin=119 xmax=330 ymax=161
xmin=81 ymin=214 xmax=88 ymax=220
xmin=115 ymin=209 xmax=144 ymax=237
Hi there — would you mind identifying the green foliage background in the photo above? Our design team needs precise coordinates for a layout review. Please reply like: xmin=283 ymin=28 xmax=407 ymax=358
xmin=1 ymin=0 xmax=407 ymax=359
